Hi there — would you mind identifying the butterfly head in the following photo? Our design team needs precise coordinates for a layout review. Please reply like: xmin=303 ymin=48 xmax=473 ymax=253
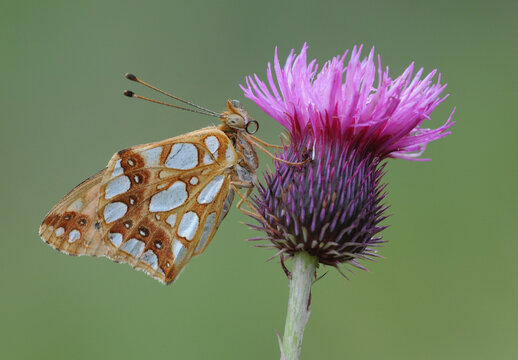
xmin=220 ymin=99 xmax=259 ymax=135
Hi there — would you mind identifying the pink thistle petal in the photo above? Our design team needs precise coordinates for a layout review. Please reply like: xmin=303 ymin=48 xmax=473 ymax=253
xmin=241 ymin=44 xmax=454 ymax=160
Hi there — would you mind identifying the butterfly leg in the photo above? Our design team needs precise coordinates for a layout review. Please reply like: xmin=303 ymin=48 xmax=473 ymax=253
xmin=230 ymin=182 xmax=280 ymax=234
xmin=246 ymin=136 xmax=310 ymax=166
xmin=236 ymin=188 xmax=254 ymax=210
xmin=248 ymin=134 xmax=283 ymax=149
xmin=230 ymin=181 xmax=254 ymax=210
xmin=230 ymin=181 xmax=264 ymax=221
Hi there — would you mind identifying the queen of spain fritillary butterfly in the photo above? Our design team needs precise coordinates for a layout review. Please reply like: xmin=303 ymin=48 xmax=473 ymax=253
xmin=39 ymin=73 xmax=296 ymax=284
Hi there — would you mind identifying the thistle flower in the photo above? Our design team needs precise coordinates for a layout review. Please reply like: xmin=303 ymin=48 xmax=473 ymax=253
xmin=242 ymin=44 xmax=454 ymax=273
xmin=241 ymin=44 xmax=455 ymax=360
xmin=242 ymin=44 xmax=454 ymax=360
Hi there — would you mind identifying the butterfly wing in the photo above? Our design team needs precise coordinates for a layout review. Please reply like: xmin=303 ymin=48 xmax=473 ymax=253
xmin=39 ymin=168 xmax=112 ymax=257
xmin=96 ymin=127 xmax=238 ymax=284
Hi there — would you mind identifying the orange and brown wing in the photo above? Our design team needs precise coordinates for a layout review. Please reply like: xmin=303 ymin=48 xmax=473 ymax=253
xmin=96 ymin=127 xmax=238 ymax=284
xmin=39 ymin=168 xmax=111 ymax=257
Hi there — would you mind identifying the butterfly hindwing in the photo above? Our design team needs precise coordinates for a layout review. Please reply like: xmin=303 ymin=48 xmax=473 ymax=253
xmin=39 ymin=168 xmax=112 ymax=257
xmin=95 ymin=127 xmax=238 ymax=283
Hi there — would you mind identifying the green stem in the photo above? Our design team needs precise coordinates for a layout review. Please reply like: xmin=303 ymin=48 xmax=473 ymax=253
xmin=281 ymin=251 xmax=318 ymax=360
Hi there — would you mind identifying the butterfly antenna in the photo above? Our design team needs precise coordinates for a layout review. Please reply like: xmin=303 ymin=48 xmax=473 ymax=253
xmin=125 ymin=73 xmax=221 ymax=116
xmin=123 ymin=90 xmax=222 ymax=118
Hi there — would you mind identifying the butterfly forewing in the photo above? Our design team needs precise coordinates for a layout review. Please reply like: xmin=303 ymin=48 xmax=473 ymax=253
xmin=39 ymin=169 xmax=112 ymax=257
xmin=95 ymin=127 xmax=238 ymax=283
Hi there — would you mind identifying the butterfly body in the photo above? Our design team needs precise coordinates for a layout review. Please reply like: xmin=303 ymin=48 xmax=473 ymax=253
xmin=40 ymin=100 xmax=259 ymax=284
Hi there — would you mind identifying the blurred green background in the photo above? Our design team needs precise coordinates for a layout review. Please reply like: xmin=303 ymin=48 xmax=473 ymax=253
xmin=1 ymin=0 xmax=516 ymax=359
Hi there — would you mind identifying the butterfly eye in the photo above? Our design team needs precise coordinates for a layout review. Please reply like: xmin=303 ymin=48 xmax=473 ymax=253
xmin=246 ymin=120 xmax=259 ymax=134
xmin=225 ymin=114 xmax=245 ymax=128
xmin=230 ymin=99 xmax=241 ymax=108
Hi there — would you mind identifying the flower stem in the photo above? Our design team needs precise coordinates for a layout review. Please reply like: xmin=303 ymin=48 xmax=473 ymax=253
xmin=281 ymin=251 xmax=318 ymax=360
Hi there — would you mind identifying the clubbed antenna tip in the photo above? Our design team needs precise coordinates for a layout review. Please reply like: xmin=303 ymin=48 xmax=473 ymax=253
xmin=125 ymin=73 xmax=137 ymax=81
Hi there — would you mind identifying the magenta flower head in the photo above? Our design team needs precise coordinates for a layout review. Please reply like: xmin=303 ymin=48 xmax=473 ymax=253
xmin=241 ymin=44 xmax=454 ymax=274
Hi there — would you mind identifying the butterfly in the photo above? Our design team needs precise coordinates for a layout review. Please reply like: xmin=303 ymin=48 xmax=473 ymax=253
xmin=39 ymin=73 xmax=296 ymax=284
